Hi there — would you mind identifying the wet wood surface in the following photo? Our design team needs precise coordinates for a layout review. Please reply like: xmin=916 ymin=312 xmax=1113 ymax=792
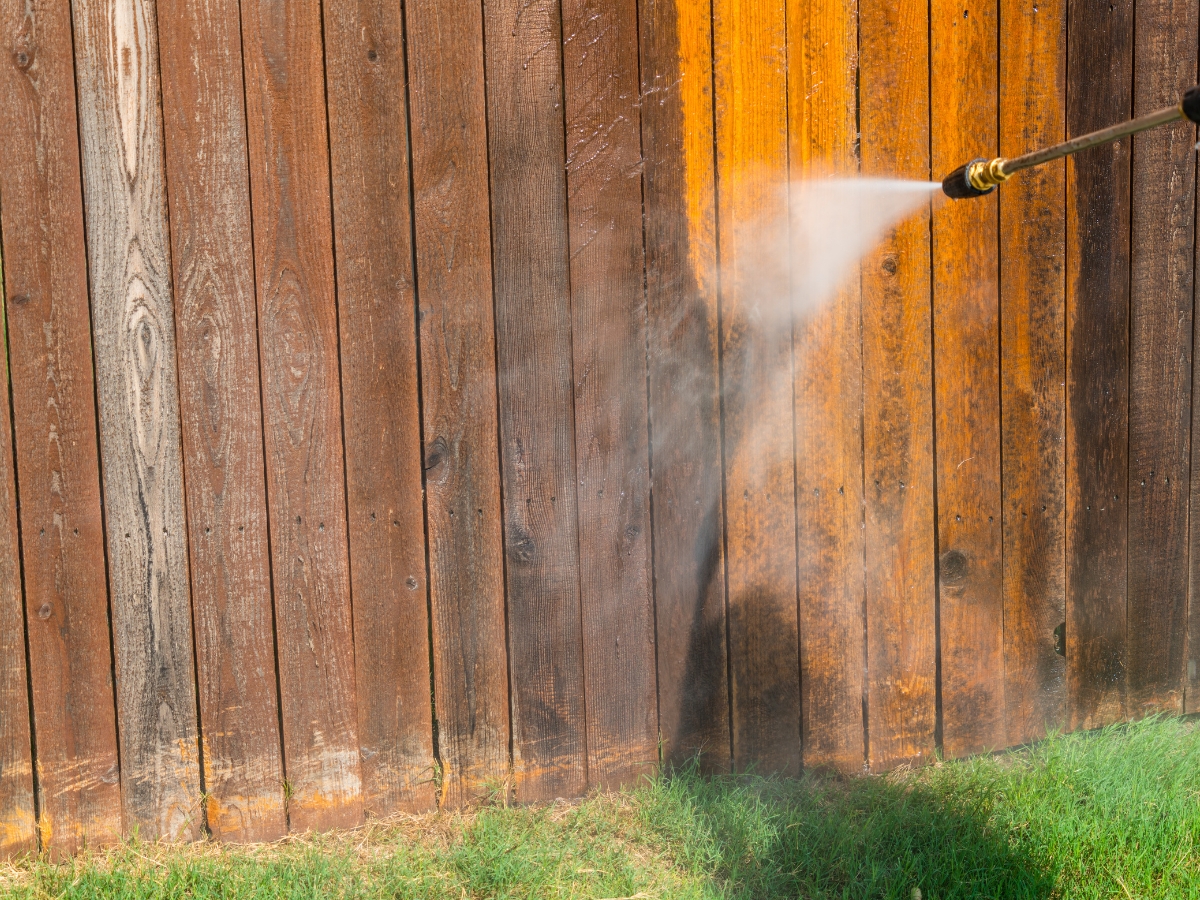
xmin=714 ymin=0 xmax=801 ymax=775
xmin=1064 ymin=0 xmax=1133 ymax=731
xmin=998 ymin=0 xmax=1068 ymax=748
xmin=931 ymin=0 xmax=1006 ymax=757
xmin=156 ymin=0 xmax=286 ymax=842
xmin=0 ymin=0 xmax=122 ymax=856
xmin=240 ymin=0 xmax=362 ymax=831
xmin=483 ymin=0 xmax=587 ymax=801
xmin=72 ymin=0 xmax=201 ymax=840
xmin=406 ymin=0 xmax=511 ymax=808
xmin=640 ymin=0 xmax=730 ymax=773
xmin=561 ymin=0 xmax=657 ymax=789
xmin=859 ymin=0 xmax=938 ymax=771
xmin=788 ymin=0 xmax=866 ymax=773
xmin=1126 ymin=0 xmax=1197 ymax=719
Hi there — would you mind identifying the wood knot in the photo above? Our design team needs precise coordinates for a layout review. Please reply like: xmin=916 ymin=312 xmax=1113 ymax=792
xmin=881 ymin=255 xmax=899 ymax=276
xmin=405 ymin=576 xmax=418 ymax=590
xmin=508 ymin=527 xmax=535 ymax=564
xmin=37 ymin=603 xmax=52 ymax=620
xmin=13 ymin=48 xmax=31 ymax=70
xmin=939 ymin=549 xmax=968 ymax=584
xmin=11 ymin=292 xmax=32 ymax=306
xmin=424 ymin=436 xmax=448 ymax=471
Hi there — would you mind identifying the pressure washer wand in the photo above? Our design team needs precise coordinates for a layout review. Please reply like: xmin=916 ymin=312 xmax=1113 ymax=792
xmin=941 ymin=85 xmax=1200 ymax=199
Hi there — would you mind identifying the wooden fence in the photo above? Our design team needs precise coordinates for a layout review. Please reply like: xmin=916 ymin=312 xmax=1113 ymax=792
xmin=0 ymin=0 xmax=1196 ymax=857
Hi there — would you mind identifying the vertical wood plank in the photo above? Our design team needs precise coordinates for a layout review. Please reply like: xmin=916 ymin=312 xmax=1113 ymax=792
xmin=713 ymin=0 xmax=800 ymax=775
xmin=405 ymin=0 xmax=510 ymax=808
xmin=0 ymin=0 xmax=122 ymax=855
xmin=72 ymin=0 xmax=201 ymax=840
xmin=1065 ymin=0 xmax=1133 ymax=731
xmin=999 ymin=0 xmax=1068 ymax=747
xmin=239 ymin=0 xmax=362 ymax=831
xmin=561 ymin=0 xmax=656 ymax=789
xmin=931 ymin=0 xmax=1005 ymax=756
xmin=788 ymin=0 xmax=866 ymax=773
xmin=0 ymin=255 xmax=35 ymax=857
xmin=640 ymin=0 xmax=730 ymax=771
xmin=323 ymin=0 xmax=435 ymax=817
xmin=1126 ymin=0 xmax=1197 ymax=718
xmin=859 ymin=0 xmax=937 ymax=770
xmin=156 ymin=0 xmax=286 ymax=842
xmin=482 ymin=0 xmax=587 ymax=801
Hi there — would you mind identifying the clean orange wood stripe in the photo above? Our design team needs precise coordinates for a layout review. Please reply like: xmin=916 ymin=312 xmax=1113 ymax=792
xmin=859 ymin=0 xmax=938 ymax=770
xmin=998 ymin=0 xmax=1068 ymax=747
xmin=788 ymin=0 xmax=867 ymax=774
xmin=641 ymin=0 xmax=730 ymax=772
xmin=931 ymin=0 xmax=1005 ymax=757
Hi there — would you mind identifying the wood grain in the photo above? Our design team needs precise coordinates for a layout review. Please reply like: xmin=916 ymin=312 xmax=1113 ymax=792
xmin=323 ymin=0 xmax=435 ymax=817
xmin=1064 ymin=0 xmax=1133 ymax=731
xmin=998 ymin=0 xmax=1067 ymax=747
xmin=930 ymin=0 xmax=1005 ymax=757
xmin=239 ymin=0 xmax=362 ymax=831
xmin=640 ymin=0 xmax=730 ymax=772
xmin=1125 ymin=0 xmax=1197 ymax=719
xmin=561 ymin=0 xmax=656 ymax=789
xmin=71 ymin=0 xmax=200 ymax=840
xmin=788 ymin=0 xmax=866 ymax=773
xmin=0 ymin=0 xmax=122 ymax=855
xmin=482 ymin=0 xmax=587 ymax=801
xmin=0 ymin=261 xmax=35 ymax=857
xmin=156 ymin=0 xmax=286 ymax=842
xmin=859 ymin=0 xmax=938 ymax=770
xmin=713 ymin=0 xmax=800 ymax=775
xmin=405 ymin=0 xmax=510 ymax=808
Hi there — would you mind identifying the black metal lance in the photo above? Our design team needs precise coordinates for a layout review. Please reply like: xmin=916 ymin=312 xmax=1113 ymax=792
xmin=941 ymin=85 xmax=1200 ymax=199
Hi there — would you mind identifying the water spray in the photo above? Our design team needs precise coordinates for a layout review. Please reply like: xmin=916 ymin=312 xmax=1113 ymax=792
xmin=941 ymin=85 xmax=1200 ymax=199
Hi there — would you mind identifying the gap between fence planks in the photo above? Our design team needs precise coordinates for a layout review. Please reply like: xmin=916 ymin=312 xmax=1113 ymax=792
xmin=323 ymin=0 xmax=436 ymax=817
xmin=239 ymin=0 xmax=362 ymax=831
xmin=1126 ymin=0 xmax=1197 ymax=719
xmin=789 ymin=0 xmax=867 ymax=774
xmin=156 ymin=0 xmax=287 ymax=843
xmin=640 ymin=0 xmax=731 ymax=773
xmin=1065 ymin=0 xmax=1133 ymax=732
xmin=859 ymin=0 xmax=938 ymax=771
xmin=483 ymin=0 xmax=587 ymax=802
xmin=0 ymin=0 xmax=123 ymax=856
xmin=404 ymin=0 xmax=511 ymax=809
xmin=931 ymin=0 xmax=1006 ymax=757
xmin=72 ymin=0 xmax=201 ymax=840
xmin=998 ymin=0 xmax=1068 ymax=747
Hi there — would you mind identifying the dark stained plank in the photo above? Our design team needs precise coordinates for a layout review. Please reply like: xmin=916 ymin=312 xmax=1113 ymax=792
xmin=404 ymin=0 xmax=510 ymax=807
xmin=788 ymin=0 xmax=866 ymax=773
xmin=713 ymin=0 xmax=800 ymax=775
xmin=930 ymin=0 xmax=1005 ymax=756
xmin=1064 ymin=0 xmax=1133 ymax=731
xmin=239 ymin=0 xmax=362 ymax=832
xmin=482 ymin=0 xmax=587 ymax=801
xmin=859 ymin=0 xmax=937 ymax=770
xmin=639 ymin=0 xmax=730 ymax=772
xmin=71 ymin=0 xmax=201 ymax=840
xmin=323 ymin=0 xmax=435 ymax=817
xmin=1125 ymin=0 xmax=1197 ymax=719
xmin=998 ymin=0 xmax=1068 ymax=747
xmin=0 ymin=0 xmax=122 ymax=855
xmin=560 ymin=0 xmax=656 ymax=789
xmin=0 ymin=265 xmax=35 ymax=857
xmin=156 ymin=0 xmax=286 ymax=842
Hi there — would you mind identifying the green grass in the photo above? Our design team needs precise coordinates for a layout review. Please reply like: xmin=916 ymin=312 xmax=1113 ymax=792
xmin=2 ymin=715 xmax=1197 ymax=899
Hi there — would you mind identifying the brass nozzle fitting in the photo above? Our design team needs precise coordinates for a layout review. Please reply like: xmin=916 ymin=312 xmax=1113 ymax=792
xmin=966 ymin=157 xmax=1010 ymax=192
